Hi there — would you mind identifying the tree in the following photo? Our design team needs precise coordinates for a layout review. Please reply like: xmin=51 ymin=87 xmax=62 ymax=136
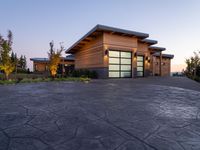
xmin=48 ymin=41 xmax=63 ymax=78
xmin=185 ymin=51 xmax=200 ymax=79
xmin=14 ymin=53 xmax=18 ymax=73
xmin=0 ymin=30 xmax=15 ymax=80
xmin=23 ymin=55 xmax=27 ymax=70
xmin=19 ymin=55 xmax=23 ymax=69
xmin=11 ymin=52 xmax=18 ymax=73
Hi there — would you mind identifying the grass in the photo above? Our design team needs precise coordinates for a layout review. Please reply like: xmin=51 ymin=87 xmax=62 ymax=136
xmin=0 ymin=77 xmax=90 ymax=85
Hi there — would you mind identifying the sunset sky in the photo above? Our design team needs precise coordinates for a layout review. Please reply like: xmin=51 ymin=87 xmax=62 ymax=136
xmin=0 ymin=0 xmax=200 ymax=72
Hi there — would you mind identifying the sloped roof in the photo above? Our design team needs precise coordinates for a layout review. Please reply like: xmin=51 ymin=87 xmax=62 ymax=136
xmin=153 ymin=53 xmax=174 ymax=59
xmin=30 ymin=55 xmax=74 ymax=62
xmin=141 ymin=39 xmax=158 ymax=45
xmin=149 ymin=46 xmax=166 ymax=51
xmin=30 ymin=58 xmax=49 ymax=62
xmin=66 ymin=24 xmax=149 ymax=53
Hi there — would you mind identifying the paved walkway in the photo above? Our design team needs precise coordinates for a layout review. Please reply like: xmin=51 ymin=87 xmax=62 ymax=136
xmin=0 ymin=77 xmax=200 ymax=150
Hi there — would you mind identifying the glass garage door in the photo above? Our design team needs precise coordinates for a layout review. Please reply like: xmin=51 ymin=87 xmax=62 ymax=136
xmin=137 ymin=56 xmax=144 ymax=77
xmin=109 ymin=50 xmax=132 ymax=78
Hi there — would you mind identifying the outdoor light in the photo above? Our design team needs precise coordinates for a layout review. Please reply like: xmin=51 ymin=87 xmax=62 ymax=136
xmin=105 ymin=49 xmax=108 ymax=56
xmin=146 ymin=56 xmax=148 ymax=61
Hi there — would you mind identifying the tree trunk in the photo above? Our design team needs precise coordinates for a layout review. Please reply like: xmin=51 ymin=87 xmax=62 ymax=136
xmin=5 ymin=73 xmax=9 ymax=80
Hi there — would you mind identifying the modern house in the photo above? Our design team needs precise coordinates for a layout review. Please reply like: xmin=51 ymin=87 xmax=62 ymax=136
xmin=65 ymin=24 xmax=174 ymax=78
xmin=30 ymin=55 xmax=74 ymax=74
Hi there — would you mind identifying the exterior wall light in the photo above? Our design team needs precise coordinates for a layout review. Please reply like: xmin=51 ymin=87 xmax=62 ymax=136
xmin=105 ymin=49 xmax=109 ymax=56
xmin=146 ymin=56 xmax=149 ymax=61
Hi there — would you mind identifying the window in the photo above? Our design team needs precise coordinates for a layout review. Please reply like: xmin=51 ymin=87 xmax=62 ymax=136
xmin=137 ymin=56 xmax=144 ymax=77
xmin=109 ymin=58 xmax=120 ymax=64
xmin=109 ymin=50 xmax=132 ymax=78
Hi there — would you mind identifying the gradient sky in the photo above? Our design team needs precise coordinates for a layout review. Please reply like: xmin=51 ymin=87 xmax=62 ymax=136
xmin=0 ymin=0 xmax=200 ymax=71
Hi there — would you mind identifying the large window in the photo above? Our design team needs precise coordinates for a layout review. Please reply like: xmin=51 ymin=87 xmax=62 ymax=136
xmin=109 ymin=50 xmax=132 ymax=78
xmin=137 ymin=56 xmax=144 ymax=77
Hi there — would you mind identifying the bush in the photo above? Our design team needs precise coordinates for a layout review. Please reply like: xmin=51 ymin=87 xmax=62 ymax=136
xmin=71 ymin=69 xmax=98 ymax=79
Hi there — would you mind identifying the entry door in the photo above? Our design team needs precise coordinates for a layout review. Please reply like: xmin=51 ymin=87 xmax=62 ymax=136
xmin=108 ymin=50 xmax=132 ymax=78
xmin=137 ymin=56 xmax=144 ymax=77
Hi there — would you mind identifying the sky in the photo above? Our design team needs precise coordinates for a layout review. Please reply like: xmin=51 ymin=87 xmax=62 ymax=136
xmin=0 ymin=0 xmax=200 ymax=72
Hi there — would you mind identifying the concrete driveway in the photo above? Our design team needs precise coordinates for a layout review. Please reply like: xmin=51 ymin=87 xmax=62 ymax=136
xmin=0 ymin=77 xmax=200 ymax=150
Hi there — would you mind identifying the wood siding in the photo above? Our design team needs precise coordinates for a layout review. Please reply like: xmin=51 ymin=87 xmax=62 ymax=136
xmin=75 ymin=34 xmax=104 ymax=69
xmin=103 ymin=32 xmax=137 ymax=50
xmin=33 ymin=60 xmax=74 ymax=72
xmin=103 ymin=33 xmax=137 ymax=69
xmin=153 ymin=57 xmax=171 ymax=76
xmin=137 ymin=42 xmax=151 ymax=74
xmin=72 ymin=31 xmax=172 ymax=78
xmin=33 ymin=62 xmax=48 ymax=72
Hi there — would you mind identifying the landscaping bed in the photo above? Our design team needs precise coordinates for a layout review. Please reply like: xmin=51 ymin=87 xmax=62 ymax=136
xmin=0 ymin=77 xmax=90 ymax=85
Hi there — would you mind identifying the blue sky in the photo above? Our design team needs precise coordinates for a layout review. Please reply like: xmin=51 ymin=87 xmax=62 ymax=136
xmin=0 ymin=0 xmax=200 ymax=71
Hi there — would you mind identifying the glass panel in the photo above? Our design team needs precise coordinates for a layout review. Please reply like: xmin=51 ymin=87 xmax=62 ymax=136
xmin=121 ymin=52 xmax=131 ymax=58
xmin=109 ymin=51 xmax=120 ymax=57
xmin=121 ymin=58 xmax=131 ymax=64
xmin=121 ymin=72 xmax=131 ymax=77
xmin=109 ymin=72 xmax=120 ymax=77
xmin=121 ymin=65 xmax=131 ymax=71
xmin=109 ymin=65 xmax=120 ymax=71
xmin=137 ymin=67 xmax=143 ymax=71
xmin=137 ymin=72 xmax=143 ymax=77
xmin=137 ymin=56 xmax=144 ymax=61
xmin=109 ymin=58 xmax=120 ymax=64
xmin=137 ymin=61 xmax=143 ymax=66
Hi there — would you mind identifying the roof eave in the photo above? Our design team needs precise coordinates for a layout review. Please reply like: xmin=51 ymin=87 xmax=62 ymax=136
xmin=149 ymin=46 xmax=166 ymax=51
xmin=66 ymin=24 xmax=149 ymax=53
xmin=141 ymin=39 xmax=158 ymax=45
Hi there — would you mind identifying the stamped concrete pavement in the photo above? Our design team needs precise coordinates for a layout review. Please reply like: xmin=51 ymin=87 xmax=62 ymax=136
xmin=0 ymin=77 xmax=200 ymax=150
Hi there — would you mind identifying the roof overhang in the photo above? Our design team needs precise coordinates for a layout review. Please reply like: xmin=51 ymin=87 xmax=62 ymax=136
xmin=140 ymin=39 xmax=158 ymax=45
xmin=66 ymin=24 xmax=149 ymax=53
xmin=149 ymin=46 xmax=166 ymax=51
xmin=153 ymin=53 xmax=174 ymax=59
xmin=30 ymin=58 xmax=49 ymax=62
xmin=30 ymin=56 xmax=75 ymax=62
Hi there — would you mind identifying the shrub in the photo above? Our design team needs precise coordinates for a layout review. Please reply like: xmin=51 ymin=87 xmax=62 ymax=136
xmin=71 ymin=69 xmax=97 ymax=78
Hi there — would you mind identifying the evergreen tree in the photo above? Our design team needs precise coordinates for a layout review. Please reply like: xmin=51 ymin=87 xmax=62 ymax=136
xmin=11 ymin=51 xmax=15 ymax=62
xmin=23 ymin=55 xmax=27 ymax=70
xmin=19 ymin=55 xmax=23 ymax=69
